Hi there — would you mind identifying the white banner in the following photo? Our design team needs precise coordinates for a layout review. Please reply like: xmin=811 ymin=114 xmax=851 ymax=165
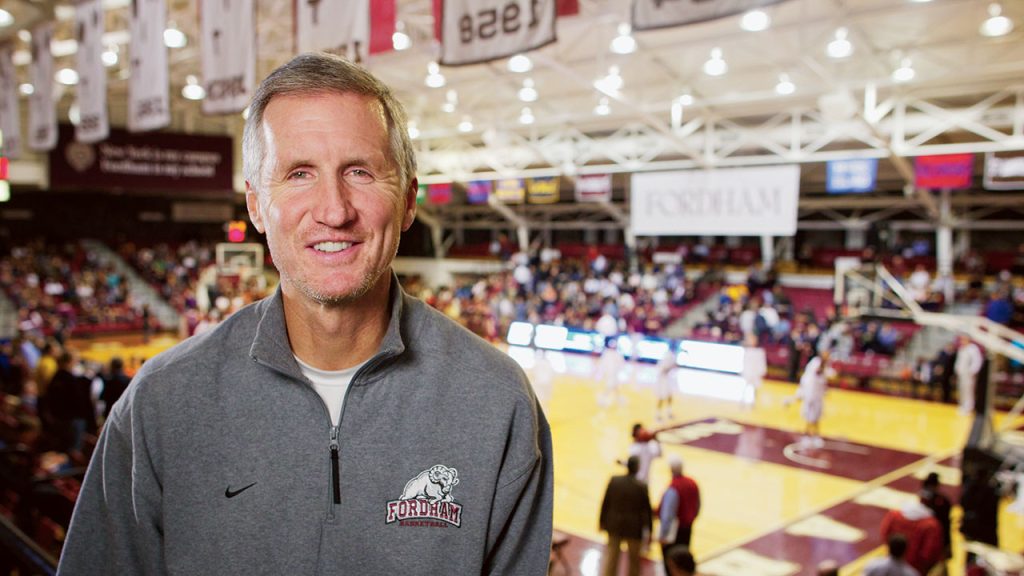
xmin=201 ymin=0 xmax=256 ymax=114
xmin=633 ymin=0 xmax=786 ymax=31
xmin=630 ymin=165 xmax=800 ymax=236
xmin=296 ymin=0 xmax=370 ymax=61
xmin=129 ymin=0 xmax=170 ymax=132
xmin=0 ymin=45 xmax=21 ymax=158
xmin=76 ymin=0 xmax=109 ymax=143
xmin=574 ymin=173 xmax=612 ymax=202
xmin=29 ymin=23 xmax=57 ymax=151
xmin=439 ymin=0 xmax=556 ymax=66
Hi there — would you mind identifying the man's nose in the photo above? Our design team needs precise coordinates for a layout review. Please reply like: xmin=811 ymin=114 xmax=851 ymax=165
xmin=312 ymin=177 xmax=355 ymax=228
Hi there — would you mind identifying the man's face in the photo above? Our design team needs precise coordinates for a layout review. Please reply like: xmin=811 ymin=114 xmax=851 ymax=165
xmin=246 ymin=91 xmax=416 ymax=307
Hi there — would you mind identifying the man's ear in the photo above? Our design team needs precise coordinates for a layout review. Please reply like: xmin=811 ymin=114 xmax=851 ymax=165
xmin=401 ymin=177 xmax=418 ymax=231
xmin=245 ymin=182 xmax=265 ymax=234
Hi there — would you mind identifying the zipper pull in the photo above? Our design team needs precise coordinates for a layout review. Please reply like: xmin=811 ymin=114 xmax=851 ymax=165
xmin=329 ymin=427 xmax=340 ymax=504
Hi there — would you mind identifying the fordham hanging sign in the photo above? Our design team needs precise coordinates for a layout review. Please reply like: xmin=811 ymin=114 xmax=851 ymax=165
xmin=630 ymin=165 xmax=800 ymax=236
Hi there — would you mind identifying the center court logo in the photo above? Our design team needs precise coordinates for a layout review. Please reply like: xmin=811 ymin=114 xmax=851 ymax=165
xmin=385 ymin=464 xmax=462 ymax=528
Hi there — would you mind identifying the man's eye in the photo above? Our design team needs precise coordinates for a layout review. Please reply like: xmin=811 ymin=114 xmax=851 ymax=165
xmin=288 ymin=170 xmax=311 ymax=180
xmin=346 ymin=169 xmax=374 ymax=183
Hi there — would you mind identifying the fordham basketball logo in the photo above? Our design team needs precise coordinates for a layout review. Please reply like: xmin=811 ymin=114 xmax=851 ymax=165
xmin=385 ymin=465 xmax=463 ymax=528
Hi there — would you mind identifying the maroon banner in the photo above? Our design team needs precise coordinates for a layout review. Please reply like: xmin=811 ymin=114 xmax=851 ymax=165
xmin=914 ymin=153 xmax=974 ymax=190
xmin=369 ymin=0 xmax=396 ymax=54
xmin=49 ymin=124 xmax=233 ymax=193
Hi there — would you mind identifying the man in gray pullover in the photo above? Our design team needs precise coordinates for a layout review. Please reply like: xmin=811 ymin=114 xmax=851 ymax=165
xmin=57 ymin=53 xmax=554 ymax=575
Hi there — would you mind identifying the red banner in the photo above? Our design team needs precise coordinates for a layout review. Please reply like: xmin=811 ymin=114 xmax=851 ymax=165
xmin=914 ymin=154 xmax=974 ymax=190
xmin=369 ymin=0 xmax=396 ymax=55
xmin=427 ymin=182 xmax=452 ymax=205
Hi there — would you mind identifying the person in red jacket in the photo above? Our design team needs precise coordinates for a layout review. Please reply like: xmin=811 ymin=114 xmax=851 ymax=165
xmin=657 ymin=456 xmax=701 ymax=576
xmin=880 ymin=500 xmax=944 ymax=575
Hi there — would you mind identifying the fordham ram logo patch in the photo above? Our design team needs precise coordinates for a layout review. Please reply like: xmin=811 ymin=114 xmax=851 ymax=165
xmin=385 ymin=464 xmax=462 ymax=528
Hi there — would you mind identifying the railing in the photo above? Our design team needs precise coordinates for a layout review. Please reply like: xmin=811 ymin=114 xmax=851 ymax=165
xmin=0 ymin=514 xmax=58 ymax=575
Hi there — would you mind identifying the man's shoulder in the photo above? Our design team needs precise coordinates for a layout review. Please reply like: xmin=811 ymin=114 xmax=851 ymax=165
xmin=402 ymin=294 xmax=526 ymax=382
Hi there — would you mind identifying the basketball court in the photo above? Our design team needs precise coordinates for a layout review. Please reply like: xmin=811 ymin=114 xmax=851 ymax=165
xmin=70 ymin=335 xmax=1024 ymax=576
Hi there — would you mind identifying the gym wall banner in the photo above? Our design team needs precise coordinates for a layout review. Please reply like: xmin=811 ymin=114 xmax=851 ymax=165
xmin=128 ymin=0 xmax=170 ymax=132
xmin=527 ymin=176 xmax=560 ymax=204
xmin=466 ymin=180 xmax=492 ymax=204
xmin=296 ymin=0 xmax=396 ymax=61
xmin=826 ymin=158 xmax=877 ymax=194
xmin=0 ymin=45 xmax=20 ymax=159
xmin=914 ymin=153 xmax=974 ymax=190
xmin=632 ymin=0 xmax=786 ymax=31
xmin=437 ymin=0 xmax=557 ymax=65
xmin=574 ymin=174 xmax=612 ymax=202
xmin=75 ymin=0 xmax=109 ymax=144
xmin=28 ymin=22 xmax=57 ymax=152
xmin=495 ymin=178 xmax=526 ymax=204
xmin=984 ymin=151 xmax=1024 ymax=190
xmin=630 ymin=165 xmax=800 ymax=237
xmin=200 ymin=0 xmax=256 ymax=115
xmin=49 ymin=125 xmax=233 ymax=193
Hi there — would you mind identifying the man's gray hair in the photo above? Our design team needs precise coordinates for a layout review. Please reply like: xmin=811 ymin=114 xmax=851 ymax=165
xmin=242 ymin=52 xmax=417 ymax=193
xmin=668 ymin=455 xmax=683 ymax=475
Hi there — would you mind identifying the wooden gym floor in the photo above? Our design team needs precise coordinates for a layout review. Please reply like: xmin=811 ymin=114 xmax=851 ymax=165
xmin=73 ymin=336 xmax=1024 ymax=576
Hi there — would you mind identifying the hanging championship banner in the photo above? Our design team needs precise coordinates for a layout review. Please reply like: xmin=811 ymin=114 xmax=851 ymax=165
xmin=0 ymin=45 xmax=20 ymax=159
xmin=914 ymin=154 xmax=974 ymax=190
xmin=631 ymin=165 xmax=800 ymax=236
xmin=200 ymin=0 xmax=256 ymax=115
xmin=437 ymin=0 xmax=557 ymax=66
xmin=826 ymin=158 xmax=877 ymax=194
xmin=129 ymin=0 xmax=170 ymax=132
xmin=574 ymin=173 xmax=612 ymax=202
xmin=28 ymin=23 xmax=57 ymax=151
xmin=296 ymin=0 xmax=370 ymax=60
xmin=984 ymin=151 xmax=1024 ymax=190
xmin=427 ymin=182 xmax=452 ymax=205
xmin=495 ymin=178 xmax=525 ymax=204
xmin=466 ymin=179 xmax=492 ymax=204
xmin=527 ymin=176 xmax=559 ymax=204
xmin=633 ymin=0 xmax=786 ymax=31
xmin=75 ymin=0 xmax=109 ymax=143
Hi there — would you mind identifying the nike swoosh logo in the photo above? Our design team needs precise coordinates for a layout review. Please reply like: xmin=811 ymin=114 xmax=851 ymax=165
xmin=225 ymin=482 xmax=257 ymax=498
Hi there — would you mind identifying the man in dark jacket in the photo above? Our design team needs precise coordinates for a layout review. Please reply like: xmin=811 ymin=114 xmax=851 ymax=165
xmin=99 ymin=357 xmax=130 ymax=420
xmin=599 ymin=455 xmax=652 ymax=576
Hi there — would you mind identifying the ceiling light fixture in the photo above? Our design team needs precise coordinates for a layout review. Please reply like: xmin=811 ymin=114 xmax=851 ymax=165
xmin=594 ymin=66 xmax=623 ymax=93
xmin=56 ymin=67 xmax=79 ymax=85
xmin=164 ymin=24 xmax=187 ymax=48
xmin=507 ymin=53 xmax=533 ymax=73
xmin=69 ymin=102 xmax=81 ymax=125
xmin=182 ymin=75 xmax=206 ymax=100
xmin=17 ymin=30 xmax=31 ymax=42
xmin=827 ymin=27 xmax=853 ymax=59
xmin=442 ymin=89 xmax=458 ymax=113
xmin=519 ymin=107 xmax=534 ymax=125
xmin=102 ymin=46 xmax=119 ymax=67
xmin=518 ymin=78 xmax=538 ymax=102
xmin=425 ymin=62 xmax=446 ymax=88
xmin=703 ymin=47 xmax=727 ymax=76
xmin=457 ymin=116 xmax=473 ymax=133
xmin=740 ymin=9 xmax=770 ymax=32
xmin=594 ymin=97 xmax=611 ymax=116
xmin=610 ymin=23 xmax=636 ymax=54
xmin=980 ymin=3 xmax=1014 ymax=37
xmin=408 ymin=121 xmax=420 ymax=139
xmin=0 ymin=9 xmax=13 ymax=28
xmin=892 ymin=58 xmax=915 ymax=82
xmin=678 ymin=92 xmax=694 ymax=106
xmin=392 ymin=21 xmax=411 ymax=50
xmin=19 ymin=83 xmax=34 ymax=96
xmin=775 ymin=73 xmax=795 ymax=95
